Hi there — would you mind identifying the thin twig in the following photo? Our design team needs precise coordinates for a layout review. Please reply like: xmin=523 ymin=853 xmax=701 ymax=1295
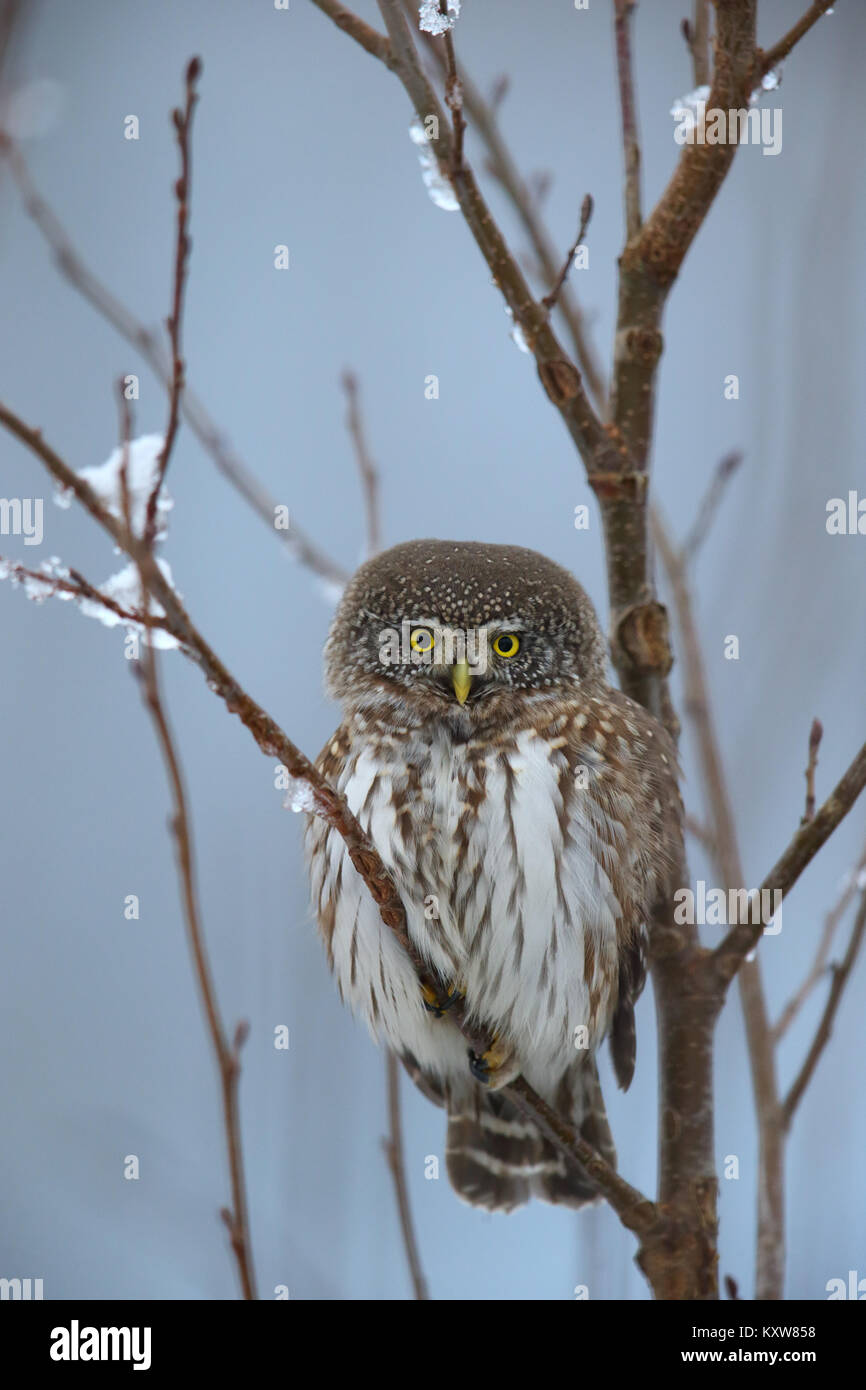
xmin=383 ymin=1052 xmax=430 ymax=1299
xmin=341 ymin=371 xmax=381 ymax=557
xmin=0 ymin=133 xmax=349 ymax=591
xmin=782 ymin=891 xmax=866 ymax=1127
xmin=613 ymin=0 xmax=642 ymax=240
xmin=406 ymin=0 xmax=607 ymax=412
xmin=541 ymin=194 xmax=593 ymax=314
xmin=682 ymin=1 xmax=711 ymax=87
xmin=145 ymin=57 xmax=200 ymax=546
xmin=119 ymin=380 xmax=258 ymax=1300
xmin=341 ymin=376 xmax=429 ymax=1298
xmin=684 ymin=812 xmax=716 ymax=853
xmin=681 ymin=449 xmax=743 ymax=561
xmin=802 ymin=718 xmax=823 ymax=824
xmin=713 ymin=742 xmax=866 ymax=982
xmin=772 ymin=842 xmax=866 ymax=1043
xmin=758 ymin=0 xmax=836 ymax=78
xmin=438 ymin=2 xmax=464 ymax=174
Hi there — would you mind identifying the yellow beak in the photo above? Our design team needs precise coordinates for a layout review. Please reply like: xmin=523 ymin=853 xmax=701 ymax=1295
xmin=450 ymin=660 xmax=472 ymax=706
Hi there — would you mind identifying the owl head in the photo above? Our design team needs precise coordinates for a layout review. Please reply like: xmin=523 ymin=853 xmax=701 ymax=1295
xmin=324 ymin=540 xmax=607 ymax=726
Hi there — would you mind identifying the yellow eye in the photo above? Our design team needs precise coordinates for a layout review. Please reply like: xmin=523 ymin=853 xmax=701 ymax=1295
xmin=493 ymin=632 xmax=520 ymax=658
xmin=410 ymin=627 xmax=435 ymax=654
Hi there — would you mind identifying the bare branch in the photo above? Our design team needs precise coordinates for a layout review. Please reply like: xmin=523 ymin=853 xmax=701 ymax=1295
xmin=145 ymin=57 xmax=200 ymax=546
xmin=681 ymin=449 xmax=743 ymax=561
xmin=541 ymin=193 xmax=593 ymax=315
xmin=311 ymin=0 xmax=394 ymax=64
xmin=684 ymin=812 xmax=716 ymax=854
xmin=772 ymin=841 xmax=866 ymax=1043
xmin=318 ymin=1 xmax=621 ymax=483
xmin=782 ymin=890 xmax=866 ymax=1127
xmin=613 ymin=0 xmax=642 ymax=241
xmin=382 ymin=1053 xmax=430 ymax=1299
xmin=121 ymin=378 xmax=258 ymax=1300
xmin=0 ymin=134 xmax=349 ymax=592
xmin=341 ymin=371 xmax=381 ymax=557
xmin=713 ymin=743 xmax=866 ymax=982
xmin=683 ymin=2 xmax=712 ymax=87
xmin=758 ymin=0 xmax=836 ymax=78
xmin=802 ymin=718 xmax=823 ymax=824
xmin=411 ymin=10 xmax=607 ymax=411
xmin=134 ymin=622 xmax=259 ymax=1299
xmin=438 ymin=2 xmax=465 ymax=174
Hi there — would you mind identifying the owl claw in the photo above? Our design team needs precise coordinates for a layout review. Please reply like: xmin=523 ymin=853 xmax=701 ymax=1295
xmin=468 ymin=1036 xmax=513 ymax=1087
xmin=421 ymin=982 xmax=463 ymax=1018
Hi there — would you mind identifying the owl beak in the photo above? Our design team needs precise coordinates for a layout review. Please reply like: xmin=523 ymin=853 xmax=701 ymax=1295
xmin=450 ymin=660 xmax=473 ymax=705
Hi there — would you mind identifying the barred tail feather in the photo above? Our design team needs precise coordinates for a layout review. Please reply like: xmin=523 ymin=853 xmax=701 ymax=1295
xmin=445 ymin=1061 xmax=616 ymax=1211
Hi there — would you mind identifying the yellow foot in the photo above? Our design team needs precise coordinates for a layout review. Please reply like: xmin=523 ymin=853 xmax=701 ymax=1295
xmin=468 ymin=1035 xmax=517 ymax=1089
xmin=421 ymin=981 xmax=464 ymax=1019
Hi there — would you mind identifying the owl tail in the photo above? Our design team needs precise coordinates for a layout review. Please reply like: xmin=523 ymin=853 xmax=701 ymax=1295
xmin=445 ymin=1060 xmax=616 ymax=1212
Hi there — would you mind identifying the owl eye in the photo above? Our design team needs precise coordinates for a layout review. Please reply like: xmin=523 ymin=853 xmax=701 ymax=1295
xmin=410 ymin=627 xmax=435 ymax=654
xmin=492 ymin=632 xmax=520 ymax=658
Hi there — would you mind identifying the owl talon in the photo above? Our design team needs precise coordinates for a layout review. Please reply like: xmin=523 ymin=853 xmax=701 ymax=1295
xmin=422 ymin=982 xmax=463 ymax=1018
xmin=468 ymin=1036 xmax=512 ymax=1086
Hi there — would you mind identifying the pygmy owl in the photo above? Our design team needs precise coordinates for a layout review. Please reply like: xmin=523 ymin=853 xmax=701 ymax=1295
xmin=304 ymin=540 xmax=680 ymax=1210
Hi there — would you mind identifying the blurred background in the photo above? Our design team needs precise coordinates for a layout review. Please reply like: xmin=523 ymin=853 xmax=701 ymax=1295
xmin=0 ymin=0 xmax=864 ymax=1300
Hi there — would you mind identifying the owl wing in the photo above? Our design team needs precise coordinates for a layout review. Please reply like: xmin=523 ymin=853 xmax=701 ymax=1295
xmin=566 ymin=688 xmax=682 ymax=1091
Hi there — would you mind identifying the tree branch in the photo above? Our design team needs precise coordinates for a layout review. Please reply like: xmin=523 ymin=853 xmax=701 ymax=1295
xmin=145 ymin=57 xmax=200 ymax=544
xmin=383 ymin=1052 xmax=430 ymax=1299
xmin=0 ymin=133 xmax=349 ymax=592
xmin=713 ymin=743 xmax=866 ymax=982
xmin=772 ymin=842 xmax=866 ymax=1043
xmin=683 ymin=1 xmax=712 ymax=87
xmin=410 ymin=8 xmax=607 ymax=412
xmin=541 ymin=194 xmax=593 ymax=315
xmin=782 ymin=890 xmax=866 ymax=1127
xmin=758 ymin=0 xmax=836 ymax=78
xmin=341 ymin=371 xmax=381 ymax=558
xmin=613 ymin=0 xmax=642 ymax=241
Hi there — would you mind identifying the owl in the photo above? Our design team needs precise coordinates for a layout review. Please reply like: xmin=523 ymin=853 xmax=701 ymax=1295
xmin=304 ymin=540 xmax=681 ymax=1210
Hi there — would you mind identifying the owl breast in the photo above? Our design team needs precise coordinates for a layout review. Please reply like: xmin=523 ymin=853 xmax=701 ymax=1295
xmin=308 ymin=711 xmax=628 ymax=1087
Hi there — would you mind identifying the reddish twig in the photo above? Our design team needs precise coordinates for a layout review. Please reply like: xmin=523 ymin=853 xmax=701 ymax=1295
xmin=145 ymin=57 xmax=200 ymax=546
xmin=802 ymin=718 xmax=823 ymax=824
xmin=0 ymin=133 xmax=349 ymax=591
xmin=438 ymin=2 xmax=465 ymax=174
xmin=406 ymin=0 xmax=607 ymax=412
xmin=117 ymin=381 xmax=259 ymax=1300
xmin=541 ymin=194 xmax=594 ymax=315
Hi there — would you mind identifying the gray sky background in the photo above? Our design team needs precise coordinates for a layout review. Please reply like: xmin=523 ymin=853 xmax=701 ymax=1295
xmin=1 ymin=0 xmax=864 ymax=1300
